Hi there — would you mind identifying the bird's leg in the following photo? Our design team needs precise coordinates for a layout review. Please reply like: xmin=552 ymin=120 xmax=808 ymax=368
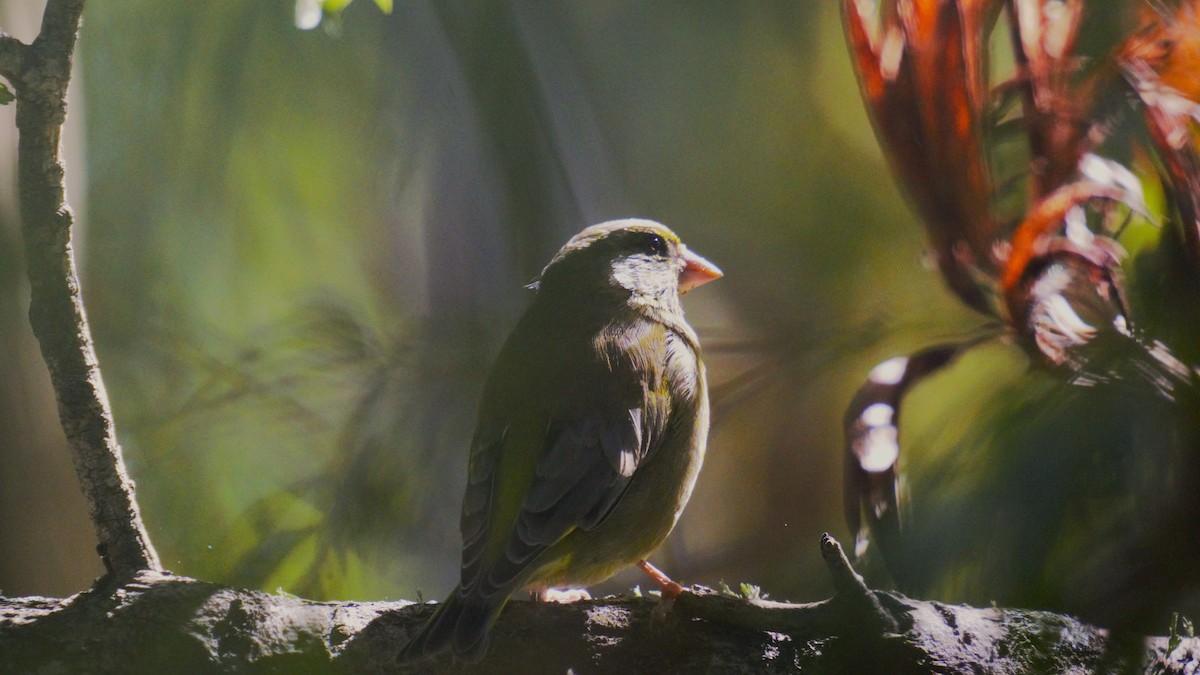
xmin=532 ymin=587 xmax=592 ymax=603
xmin=638 ymin=559 xmax=684 ymax=600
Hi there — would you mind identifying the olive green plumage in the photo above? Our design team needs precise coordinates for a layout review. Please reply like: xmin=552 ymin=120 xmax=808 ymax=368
xmin=398 ymin=219 xmax=721 ymax=663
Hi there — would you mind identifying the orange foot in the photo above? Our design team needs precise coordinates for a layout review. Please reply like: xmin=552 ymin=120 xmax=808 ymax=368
xmin=533 ymin=588 xmax=592 ymax=603
xmin=638 ymin=559 xmax=684 ymax=600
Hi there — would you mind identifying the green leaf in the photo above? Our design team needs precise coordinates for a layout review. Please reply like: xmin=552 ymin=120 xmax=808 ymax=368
xmin=373 ymin=0 xmax=393 ymax=13
xmin=0 ymin=83 xmax=14 ymax=106
xmin=739 ymin=582 xmax=766 ymax=601
xmin=1169 ymin=613 xmax=1194 ymax=652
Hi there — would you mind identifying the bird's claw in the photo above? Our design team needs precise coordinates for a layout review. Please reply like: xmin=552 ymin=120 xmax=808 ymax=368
xmin=638 ymin=559 xmax=685 ymax=600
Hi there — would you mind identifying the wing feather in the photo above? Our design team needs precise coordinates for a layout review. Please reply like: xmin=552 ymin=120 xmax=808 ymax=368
xmin=461 ymin=317 xmax=674 ymax=598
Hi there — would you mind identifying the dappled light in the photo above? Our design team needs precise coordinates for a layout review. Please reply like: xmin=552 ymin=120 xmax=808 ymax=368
xmin=2 ymin=3 xmax=1200 ymax=661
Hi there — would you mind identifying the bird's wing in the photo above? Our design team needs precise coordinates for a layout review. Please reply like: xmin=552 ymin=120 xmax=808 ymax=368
xmin=459 ymin=318 xmax=674 ymax=598
xmin=459 ymin=428 xmax=505 ymax=594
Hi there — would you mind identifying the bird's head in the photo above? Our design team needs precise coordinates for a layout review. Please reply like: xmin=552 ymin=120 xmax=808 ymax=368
xmin=532 ymin=219 xmax=722 ymax=315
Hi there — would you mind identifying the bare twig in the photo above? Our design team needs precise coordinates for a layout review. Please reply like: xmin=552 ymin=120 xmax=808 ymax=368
xmin=12 ymin=0 xmax=160 ymax=576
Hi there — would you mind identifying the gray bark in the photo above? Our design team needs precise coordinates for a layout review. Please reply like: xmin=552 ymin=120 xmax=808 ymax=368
xmin=3 ymin=0 xmax=159 ymax=578
xmin=3 ymin=555 xmax=1198 ymax=674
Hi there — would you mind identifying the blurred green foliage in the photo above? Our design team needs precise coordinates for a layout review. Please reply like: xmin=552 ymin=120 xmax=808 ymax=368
xmin=3 ymin=1 xmax=991 ymax=603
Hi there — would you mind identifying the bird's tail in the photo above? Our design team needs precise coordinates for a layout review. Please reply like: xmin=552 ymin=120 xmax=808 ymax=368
xmin=397 ymin=586 xmax=506 ymax=664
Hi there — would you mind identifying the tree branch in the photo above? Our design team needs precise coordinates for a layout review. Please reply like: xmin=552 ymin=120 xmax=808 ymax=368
xmin=2 ymin=540 xmax=1196 ymax=673
xmin=0 ymin=31 xmax=26 ymax=83
xmin=12 ymin=0 xmax=160 ymax=576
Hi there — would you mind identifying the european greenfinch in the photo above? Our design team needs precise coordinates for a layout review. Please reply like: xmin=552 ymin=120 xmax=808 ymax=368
xmin=398 ymin=219 xmax=722 ymax=662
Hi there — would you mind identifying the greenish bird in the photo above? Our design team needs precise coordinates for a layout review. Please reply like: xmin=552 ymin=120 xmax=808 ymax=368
xmin=398 ymin=219 xmax=722 ymax=663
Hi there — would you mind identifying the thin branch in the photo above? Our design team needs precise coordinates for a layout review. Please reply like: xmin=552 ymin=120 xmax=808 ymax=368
xmin=35 ymin=0 xmax=86 ymax=50
xmin=12 ymin=0 xmax=160 ymax=575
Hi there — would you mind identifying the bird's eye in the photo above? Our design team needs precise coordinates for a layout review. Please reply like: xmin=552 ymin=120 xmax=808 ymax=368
xmin=645 ymin=234 xmax=669 ymax=257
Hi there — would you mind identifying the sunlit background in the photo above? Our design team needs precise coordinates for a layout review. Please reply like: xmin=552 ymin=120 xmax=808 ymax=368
xmin=2 ymin=0 xmax=1011 ymax=606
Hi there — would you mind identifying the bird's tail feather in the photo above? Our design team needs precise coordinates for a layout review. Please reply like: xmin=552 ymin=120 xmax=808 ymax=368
xmin=397 ymin=587 xmax=506 ymax=664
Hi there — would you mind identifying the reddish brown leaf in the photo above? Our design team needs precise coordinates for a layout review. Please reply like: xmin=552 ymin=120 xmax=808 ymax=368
xmin=1000 ymin=179 xmax=1127 ymax=294
xmin=842 ymin=0 xmax=1003 ymax=313
xmin=1005 ymin=0 xmax=1090 ymax=198
xmin=1121 ymin=1 xmax=1200 ymax=261
xmin=844 ymin=343 xmax=972 ymax=559
xmin=1123 ymin=1 xmax=1200 ymax=103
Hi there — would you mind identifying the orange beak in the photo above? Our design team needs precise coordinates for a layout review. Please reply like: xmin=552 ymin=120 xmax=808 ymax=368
xmin=678 ymin=246 xmax=723 ymax=294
